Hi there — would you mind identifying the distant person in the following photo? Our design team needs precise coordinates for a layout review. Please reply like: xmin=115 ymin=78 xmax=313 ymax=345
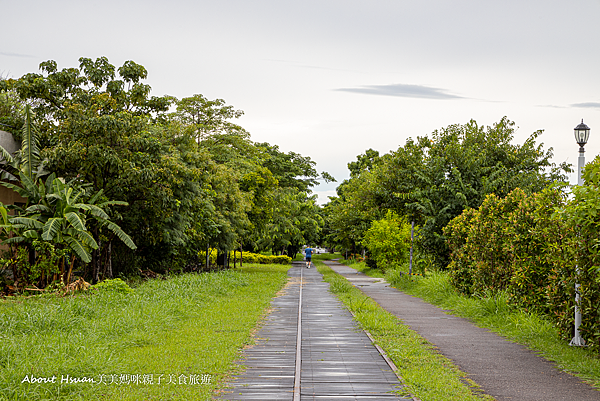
xmin=305 ymin=246 xmax=314 ymax=268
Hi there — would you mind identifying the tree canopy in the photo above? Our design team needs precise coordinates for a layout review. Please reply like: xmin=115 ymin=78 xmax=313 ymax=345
xmin=323 ymin=118 xmax=570 ymax=268
xmin=0 ymin=57 xmax=330 ymax=286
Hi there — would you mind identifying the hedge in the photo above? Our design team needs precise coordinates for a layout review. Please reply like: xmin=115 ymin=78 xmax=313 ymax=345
xmin=444 ymin=157 xmax=600 ymax=349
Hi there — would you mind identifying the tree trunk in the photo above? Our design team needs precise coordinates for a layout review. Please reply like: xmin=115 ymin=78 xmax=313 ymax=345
xmin=66 ymin=254 xmax=76 ymax=284
xmin=107 ymin=242 xmax=113 ymax=278
xmin=92 ymin=249 xmax=100 ymax=284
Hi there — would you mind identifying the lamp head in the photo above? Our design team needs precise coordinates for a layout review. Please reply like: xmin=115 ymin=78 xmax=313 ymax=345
xmin=574 ymin=119 xmax=590 ymax=149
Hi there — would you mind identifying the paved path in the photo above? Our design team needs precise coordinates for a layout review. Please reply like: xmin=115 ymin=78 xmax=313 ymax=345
xmin=324 ymin=260 xmax=600 ymax=401
xmin=220 ymin=262 xmax=412 ymax=400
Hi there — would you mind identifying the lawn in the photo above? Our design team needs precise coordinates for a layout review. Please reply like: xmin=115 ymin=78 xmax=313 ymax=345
xmin=0 ymin=264 xmax=290 ymax=401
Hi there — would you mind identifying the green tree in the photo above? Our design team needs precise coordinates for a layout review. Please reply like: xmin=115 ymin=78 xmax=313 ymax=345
xmin=363 ymin=210 xmax=411 ymax=272
xmin=2 ymin=57 xmax=216 ymax=274
xmin=372 ymin=117 xmax=569 ymax=267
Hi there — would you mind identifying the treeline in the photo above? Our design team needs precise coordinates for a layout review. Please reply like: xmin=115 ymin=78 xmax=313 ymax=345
xmin=324 ymin=117 xmax=600 ymax=348
xmin=0 ymin=57 xmax=330 ymax=289
xmin=323 ymin=118 xmax=568 ymax=269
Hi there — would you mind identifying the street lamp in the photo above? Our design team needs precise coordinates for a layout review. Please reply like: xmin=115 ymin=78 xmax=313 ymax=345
xmin=570 ymin=119 xmax=589 ymax=347
xmin=574 ymin=119 xmax=590 ymax=185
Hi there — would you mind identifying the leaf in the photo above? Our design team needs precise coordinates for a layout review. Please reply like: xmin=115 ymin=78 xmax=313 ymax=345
xmin=42 ymin=218 xmax=63 ymax=241
xmin=76 ymin=230 xmax=98 ymax=250
xmin=86 ymin=204 xmax=109 ymax=220
xmin=64 ymin=236 xmax=92 ymax=263
xmin=20 ymin=105 xmax=42 ymax=179
xmin=22 ymin=230 xmax=40 ymax=239
xmin=11 ymin=216 xmax=43 ymax=229
xmin=0 ymin=204 xmax=7 ymax=225
xmin=104 ymin=220 xmax=137 ymax=250
xmin=65 ymin=212 xmax=86 ymax=231
xmin=3 ymin=236 xmax=25 ymax=244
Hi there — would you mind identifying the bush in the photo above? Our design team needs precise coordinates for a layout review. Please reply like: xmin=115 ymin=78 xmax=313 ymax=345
xmin=444 ymin=175 xmax=600 ymax=349
xmin=196 ymin=250 xmax=292 ymax=266
xmin=236 ymin=252 xmax=291 ymax=265
xmin=91 ymin=278 xmax=134 ymax=294
xmin=362 ymin=210 xmax=411 ymax=273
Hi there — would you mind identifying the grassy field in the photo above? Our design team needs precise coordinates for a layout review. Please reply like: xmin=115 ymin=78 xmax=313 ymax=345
xmin=314 ymin=257 xmax=492 ymax=401
xmin=0 ymin=264 xmax=290 ymax=401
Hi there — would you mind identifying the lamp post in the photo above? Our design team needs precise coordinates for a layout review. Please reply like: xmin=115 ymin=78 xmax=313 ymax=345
xmin=570 ymin=119 xmax=590 ymax=347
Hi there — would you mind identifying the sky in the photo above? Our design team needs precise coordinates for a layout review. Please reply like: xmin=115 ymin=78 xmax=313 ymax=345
xmin=2 ymin=0 xmax=600 ymax=204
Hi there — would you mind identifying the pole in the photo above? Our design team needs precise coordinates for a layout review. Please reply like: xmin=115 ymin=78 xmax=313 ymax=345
xmin=206 ymin=243 xmax=210 ymax=270
xmin=570 ymin=148 xmax=586 ymax=346
xmin=409 ymin=220 xmax=414 ymax=275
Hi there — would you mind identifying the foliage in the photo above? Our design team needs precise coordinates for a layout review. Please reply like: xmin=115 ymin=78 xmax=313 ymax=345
xmin=322 ymin=163 xmax=384 ymax=252
xmin=555 ymin=156 xmax=600 ymax=348
xmin=362 ymin=210 xmax=411 ymax=272
xmin=0 ymin=173 xmax=135 ymax=287
xmin=389 ymin=119 xmax=568 ymax=267
xmin=0 ymin=241 xmax=65 ymax=289
xmin=1 ymin=57 xmax=326 ymax=280
xmin=91 ymin=277 xmax=133 ymax=294
xmin=0 ymin=88 xmax=25 ymax=136
xmin=327 ymin=118 xmax=570 ymax=268
xmin=238 ymin=252 xmax=291 ymax=265
xmin=444 ymin=174 xmax=600 ymax=349
xmin=197 ymin=249 xmax=292 ymax=266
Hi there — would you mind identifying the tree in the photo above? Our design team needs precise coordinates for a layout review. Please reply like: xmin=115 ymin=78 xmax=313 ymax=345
xmin=1 ymin=58 xmax=214 ymax=274
xmin=326 ymin=118 xmax=570 ymax=268
xmin=363 ymin=210 xmax=411 ymax=272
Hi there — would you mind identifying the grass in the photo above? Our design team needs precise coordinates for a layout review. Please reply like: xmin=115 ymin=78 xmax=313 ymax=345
xmin=339 ymin=258 xmax=386 ymax=278
xmin=386 ymin=271 xmax=600 ymax=390
xmin=0 ymin=264 xmax=290 ymax=401
xmin=313 ymin=257 xmax=492 ymax=401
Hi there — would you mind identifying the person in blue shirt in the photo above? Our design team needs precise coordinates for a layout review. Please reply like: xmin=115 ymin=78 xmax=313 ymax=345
xmin=304 ymin=246 xmax=314 ymax=268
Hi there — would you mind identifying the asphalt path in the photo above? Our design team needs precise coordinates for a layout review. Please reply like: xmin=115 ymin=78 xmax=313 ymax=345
xmin=324 ymin=260 xmax=600 ymax=401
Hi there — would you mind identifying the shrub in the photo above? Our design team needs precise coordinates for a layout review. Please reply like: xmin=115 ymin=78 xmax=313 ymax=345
xmin=444 ymin=177 xmax=600 ymax=349
xmin=363 ymin=210 xmax=411 ymax=272
xmin=91 ymin=278 xmax=134 ymax=294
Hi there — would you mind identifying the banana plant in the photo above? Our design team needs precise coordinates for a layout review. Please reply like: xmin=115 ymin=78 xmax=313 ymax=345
xmin=0 ymin=104 xmax=48 ymax=183
xmin=0 ymin=173 xmax=136 ymax=283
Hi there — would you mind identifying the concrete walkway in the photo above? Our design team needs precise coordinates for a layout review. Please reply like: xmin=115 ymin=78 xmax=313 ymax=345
xmin=324 ymin=260 xmax=600 ymax=401
xmin=220 ymin=262 xmax=412 ymax=400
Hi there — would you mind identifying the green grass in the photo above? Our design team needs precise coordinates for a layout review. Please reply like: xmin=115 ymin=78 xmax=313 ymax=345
xmin=0 ymin=264 xmax=290 ymax=400
xmin=387 ymin=271 xmax=600 ymax=390
xmin=315 ymin=262 xmax=492 ymax=401
xmin=337 ymin=258 xmax=386 ymax=278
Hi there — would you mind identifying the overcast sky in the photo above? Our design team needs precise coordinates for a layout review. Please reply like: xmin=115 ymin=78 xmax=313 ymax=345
xmin=2 ymin=0 xmax=600 ymax=203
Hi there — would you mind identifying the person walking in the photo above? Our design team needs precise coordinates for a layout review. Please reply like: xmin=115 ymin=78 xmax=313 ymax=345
xmin=305 ymin=246 xmax=314 ymax=268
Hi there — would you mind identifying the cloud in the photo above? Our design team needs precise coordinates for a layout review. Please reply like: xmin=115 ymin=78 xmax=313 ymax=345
xmin=537 ymin=104 xmax=566 ymax=108
xmin=0 ymin=51 xmax=36 ymax=58
xmin=335 ymin=83 xmax=465 ymax=100
xmin=571 ymin=102 xmax=600 ymax=109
